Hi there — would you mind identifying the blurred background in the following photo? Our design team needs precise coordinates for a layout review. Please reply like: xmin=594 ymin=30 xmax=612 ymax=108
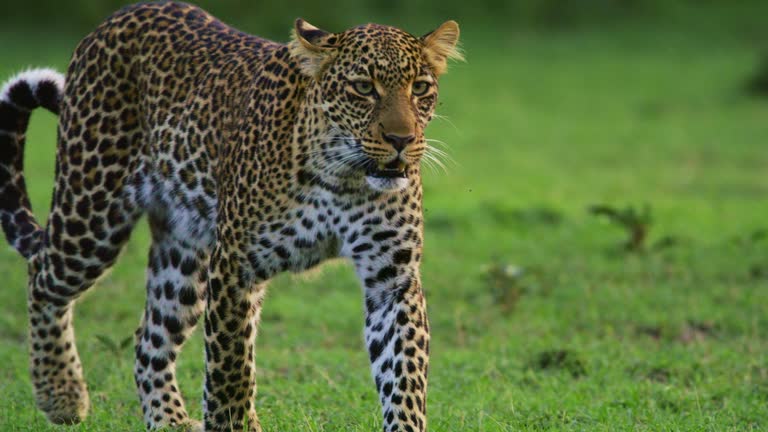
xmin=1 ymin=1 xmax=767 ymax=431
xmin=13 ymin=0 xmax=767 ymax=37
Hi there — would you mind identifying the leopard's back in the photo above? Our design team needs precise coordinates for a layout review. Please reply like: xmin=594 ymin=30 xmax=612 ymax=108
xmin=61 ymin=2 xmax=287 ymax=246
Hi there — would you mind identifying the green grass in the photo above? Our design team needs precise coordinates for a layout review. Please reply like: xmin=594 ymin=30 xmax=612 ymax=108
xmin=1 ymin=15 xmax=768 ymax=432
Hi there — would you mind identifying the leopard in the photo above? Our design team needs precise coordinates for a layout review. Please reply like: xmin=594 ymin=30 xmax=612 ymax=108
xmin=0 ymin=2 xmax=461 ymax=431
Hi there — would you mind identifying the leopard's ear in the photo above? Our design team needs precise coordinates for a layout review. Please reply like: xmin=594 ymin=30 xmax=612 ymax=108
xmin=421 ymin=20 xmax=463 ymax=76
xmin=290 ymin=19 xmax=339 ymax=78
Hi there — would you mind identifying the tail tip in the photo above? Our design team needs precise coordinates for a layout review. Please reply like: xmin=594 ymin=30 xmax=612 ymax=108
xmin=0 ymin=68 xmax=65 ymax=112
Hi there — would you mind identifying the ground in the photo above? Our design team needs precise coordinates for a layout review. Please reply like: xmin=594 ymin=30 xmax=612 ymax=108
xmin=0 ymin=17 xmax=767 ymax=432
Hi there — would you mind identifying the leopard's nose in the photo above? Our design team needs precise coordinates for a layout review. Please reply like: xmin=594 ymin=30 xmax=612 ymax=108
xmin=382 ymin=132 xmax=415 ymax=152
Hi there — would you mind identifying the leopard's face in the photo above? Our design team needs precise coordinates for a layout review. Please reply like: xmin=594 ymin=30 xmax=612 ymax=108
xmin=318 ymin=27 xmax=436 ymax=191
xmin=291 ymin=20 xmax=461 ymax=192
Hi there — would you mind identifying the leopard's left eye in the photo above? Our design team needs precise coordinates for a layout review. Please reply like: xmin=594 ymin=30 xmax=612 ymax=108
xmin=412 ymin=81 xmax=431 ymax=96
xmin=352 ymin=81 xmax=376 ymax=97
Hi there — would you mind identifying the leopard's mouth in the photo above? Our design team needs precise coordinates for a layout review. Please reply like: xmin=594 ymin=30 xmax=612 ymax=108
xmin=365 ymin=159 xmax=407 ymax=179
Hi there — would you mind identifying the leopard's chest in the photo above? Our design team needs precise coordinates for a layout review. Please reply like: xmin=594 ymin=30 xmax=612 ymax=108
xmin=247 ymin=201 xmax=341 ymax=278
xmin=244 ymin=191 xmax=396 ymax=279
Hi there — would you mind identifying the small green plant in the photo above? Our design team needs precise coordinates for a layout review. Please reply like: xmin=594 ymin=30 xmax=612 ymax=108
xmin=733 ymin=229 xmax=768 ymax=246
xmin=678 ymin=320 xmax=718 ymax=345
xmin=484 ymin=262 xmax=526 ymax=314
xmin=480 ymin=202 xmax=564 ymax=226
xmin=589 ymin=204 xmax=653 ymax=251
xmin=94 ymin=334 xmax=133 ymax=361
xmin=532 ymin=349 xmax=587 ymax=378
xmin=509 ymin=206 xmax=564 ymax=225
xmin=750 ymin=263 xmax=768 ymax=279
xmin=747 ymin=52 xmax=768 ymax=96
xmin=627 ymin=363 xmax=672 ymax=383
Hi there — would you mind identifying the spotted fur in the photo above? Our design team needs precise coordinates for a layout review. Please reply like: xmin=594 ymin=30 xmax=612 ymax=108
xmin=0 ymin=2 xmax=461 ymax=431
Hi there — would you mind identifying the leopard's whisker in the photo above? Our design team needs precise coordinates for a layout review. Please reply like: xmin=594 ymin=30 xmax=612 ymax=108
xmin=424 ymin=138 xmax=452 ymax=150
xmin=425 ymin=144 xmax=458 ymax=169
xmin=431 ymin=113 xmax=461 ymax=133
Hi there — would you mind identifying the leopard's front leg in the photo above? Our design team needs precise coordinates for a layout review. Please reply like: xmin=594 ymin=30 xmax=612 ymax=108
xmin=203 ymin=244 xmax=265 ymax=432
xmin=349 ymin=227 xmax=430 ymax=432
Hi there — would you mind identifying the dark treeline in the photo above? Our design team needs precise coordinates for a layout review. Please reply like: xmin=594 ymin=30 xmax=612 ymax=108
xmin=4 ymin=0 xmax=758 ymax=40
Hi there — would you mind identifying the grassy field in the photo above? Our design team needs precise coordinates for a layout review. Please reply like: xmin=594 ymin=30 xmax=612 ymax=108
xmin=1 ymin=12 xmax=768 ymax=432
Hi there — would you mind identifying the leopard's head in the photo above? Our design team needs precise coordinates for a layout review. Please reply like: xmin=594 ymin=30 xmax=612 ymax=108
xmin=290 ymin=19 xmax=462 ymax=192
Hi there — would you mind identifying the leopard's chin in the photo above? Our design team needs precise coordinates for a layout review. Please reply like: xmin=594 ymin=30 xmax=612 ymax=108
xmin=365 ymin=175 xmax=410 ymax=192
xmin=364 ymin=159 xmax=409 ymax=192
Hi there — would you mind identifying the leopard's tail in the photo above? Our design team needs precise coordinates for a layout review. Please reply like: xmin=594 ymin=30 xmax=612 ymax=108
xmin=0 ymin=68 xmax=64 ymax=259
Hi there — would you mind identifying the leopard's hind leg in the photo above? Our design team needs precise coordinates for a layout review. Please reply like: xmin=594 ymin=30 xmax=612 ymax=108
xmin=25 ymin=151 xmax=143 ymax=423
xmin=27 ymin=106 xmax=144 ymax=423
xmin=0 ymin=61 xmax=146 ymax=423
